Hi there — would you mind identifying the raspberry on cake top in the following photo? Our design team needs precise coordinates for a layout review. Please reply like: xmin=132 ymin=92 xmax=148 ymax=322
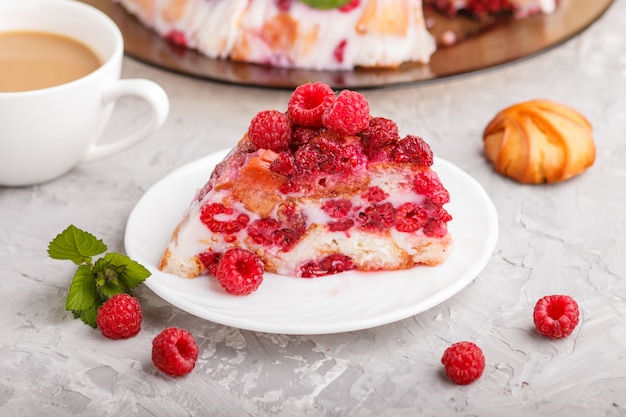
xmin=159 ymin=82 xmax=453 ymax=295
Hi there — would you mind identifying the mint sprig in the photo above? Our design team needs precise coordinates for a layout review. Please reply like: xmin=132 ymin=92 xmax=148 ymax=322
xmin=298 ymin=0 xmax=352 ymax=10
xmin=48 ymin=225 xmax=151 ymax=328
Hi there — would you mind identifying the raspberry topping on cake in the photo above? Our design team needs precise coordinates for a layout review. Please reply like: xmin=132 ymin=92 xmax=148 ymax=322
xmin=321 ymin=90 xmax=370 ymax=135
xmin=158 ymin=82 xmax=453 ymax=295
xmin=248 ymin=110 xmax=292 ymax=152
xmin=288 ymin=82 xmax=335 ymax=127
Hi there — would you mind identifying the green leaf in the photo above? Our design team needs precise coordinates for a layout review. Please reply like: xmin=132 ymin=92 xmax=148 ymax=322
xmin=93 ymin=258 xmax=125 ymax=299
xmin=50 ymin=225 xmax=151 ymax=329
xmin=74 ymin=304 xmax=99 ymax=328
xmin=104 ymin=252 xmax=151 ymax=290
xmin=48 ymin=225 xmax=107 ymax=265
xmin=66 ymin=265 xmax=99 ymax=311
xmin=298 ymin=0 xmax=352 ymax=9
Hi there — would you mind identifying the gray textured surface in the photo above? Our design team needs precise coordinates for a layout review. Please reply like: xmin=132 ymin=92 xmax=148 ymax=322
xmin=2 ymin=2 xmax=626 ymax=415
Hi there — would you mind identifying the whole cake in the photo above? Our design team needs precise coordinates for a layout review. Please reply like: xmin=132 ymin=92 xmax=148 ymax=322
xmin=114 ymin=0 xmax=436 ymax=70
xmin=114 ymin=0 xmax=558 ymax=71
xmin=159 ymin=82 xmax=453 ymax=294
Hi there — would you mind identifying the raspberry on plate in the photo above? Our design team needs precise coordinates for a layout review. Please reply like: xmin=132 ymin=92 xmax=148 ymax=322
xmin=533 ymin=294 xmax=580 ymax=338
xmin=95 ymin=293 xmax=143 ymax=340
xmin=441 ymin=341 xmax=485 ymax=385
xmin=215 ymin=248 xmax=264 ymax=295
xmin=152 ymin=327 xmax=199 ymax=377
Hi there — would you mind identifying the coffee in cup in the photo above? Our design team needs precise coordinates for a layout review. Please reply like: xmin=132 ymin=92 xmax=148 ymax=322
xmin=0 ymin=0 xmax=170 ymax=187
xmin=0 ymin=30 xmax=102 ymax=92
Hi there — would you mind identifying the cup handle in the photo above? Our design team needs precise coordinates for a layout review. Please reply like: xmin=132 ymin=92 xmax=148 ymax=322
xmin=82 ymin=79 xmax=169 ymax=162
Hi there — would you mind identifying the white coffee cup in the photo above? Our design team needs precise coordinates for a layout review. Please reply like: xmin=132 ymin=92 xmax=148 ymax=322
xmin=0 ymin=0 xmax=170 ymax=187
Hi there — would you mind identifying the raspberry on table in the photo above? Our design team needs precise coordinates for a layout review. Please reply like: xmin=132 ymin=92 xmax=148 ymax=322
xmin=288 ymin=82 xmax=335 ymax=127
xmin=248 ymin=110 xmax=292 ymax=152
xmin=322 ymin=89 xmax=370 ymax=136
xmin=215 ymin=248 xmax=264 ymax=295
xmin=95 ymin=293 xmax=143 ymax=340
xmin=533 ymin=294 xmax=580 ymax=338
xmin=152 ymin=327 xmax=199 ymax=377
xmin=441 ymin=341 xmax=485 ymax=385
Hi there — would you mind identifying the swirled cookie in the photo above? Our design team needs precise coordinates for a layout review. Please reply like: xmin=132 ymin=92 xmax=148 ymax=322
xmin=483 ymin=99 xmax=595 ymax=184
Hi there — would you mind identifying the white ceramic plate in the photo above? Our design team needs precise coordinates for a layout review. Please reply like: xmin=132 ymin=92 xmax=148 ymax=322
xmin=125 ymin=149 xmax=498 ymax=335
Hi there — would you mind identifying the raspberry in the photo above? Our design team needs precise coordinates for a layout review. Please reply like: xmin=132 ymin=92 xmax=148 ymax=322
xmin=273 ymin=228 xmax=302 ymax=251
xmin=423 ymin=215 xmax=451 ymax=238
xmin=291 ymin=126 xmax=324 ymax=148
xmin=164 ymin=30 xmax=187 ymax=47
xmin=394 ymin=202 xmax=428 ymax=232
xmin=533 ymin=295 xmax=580 ymax=338
xmin=200 ymin=203 xmax=249 ymax=234
xmin=328 ymin=218 xmax=354 ymax=232
xmin=322 ymin=90 xmax=370 ymax=136
xmin=413 ymin=171 xmax=450 ymax=206
xmin=248 ymin=218 xmax=281 ymax=246
xmin=357 ymin=202 xmax=395 ymax=231
xmin=197 ymin=251 xmax=222 ymax=276
xmin=270 ymin=151 xmax=296 ymax=176
xmin=338 ymin=0 xmax=360 ymax=12
xmin=300 ymin=254 xmax=355 ymax=278
xmin=288 ymin=82 xmax=335 ymax=127
xmin=152 ymin=327 xmax=199 ymax=377
xmin=277 ymin=201 xmax=307 ymax=234
xmin=393 ymin=135 xmax=434 ymax=166
xmin=441 ymin=341 xmax=485 ymax=385
xmin=248 ymin=110 xmax=292 ymax=152
xmin=322 ymin=198 xmax=353 ymax=218
xmin=333 ymin=143 xmax=364 ymax=173
xmin=360 ymin=117 xmax=400 ymax=149
xmin=276 ymin=0 xmax=293 ymax=12
xmin=333 ymin=39 xmax=347 ymax=64
xmin=96 ymin=293 xmax=142 ymax=340
xmin=215 ymin=248 xmax=264 ymax=295
xmin=294 ymin=142 xmax=325 ymax=175
xmin=362 ymin=186 xmax=389 ymax=203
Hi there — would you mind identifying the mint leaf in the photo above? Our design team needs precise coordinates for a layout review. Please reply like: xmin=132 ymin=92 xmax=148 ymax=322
xmin=49 ymin=225 xmax=151 ymax=329
xmin=299 ymin=0 xmax=352 ymax=9
xmin=104 ymin=252 xmax=151 ymax=290
xmin=66 ymin=265 xmax=98 ymax=311
xmin=93 ymin=258 xmax=126 ymax=299
xmin=74 ymin=305 xmax=98 ymax=328
xmin=48 ymin=225 xmax=107 ymax=265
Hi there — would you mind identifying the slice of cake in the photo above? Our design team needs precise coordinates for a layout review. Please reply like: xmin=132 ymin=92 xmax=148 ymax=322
xmin=114 ymin=0 xmax=436 ymax=70
xmin=159 ymin=82 xmax=453 ymax=295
